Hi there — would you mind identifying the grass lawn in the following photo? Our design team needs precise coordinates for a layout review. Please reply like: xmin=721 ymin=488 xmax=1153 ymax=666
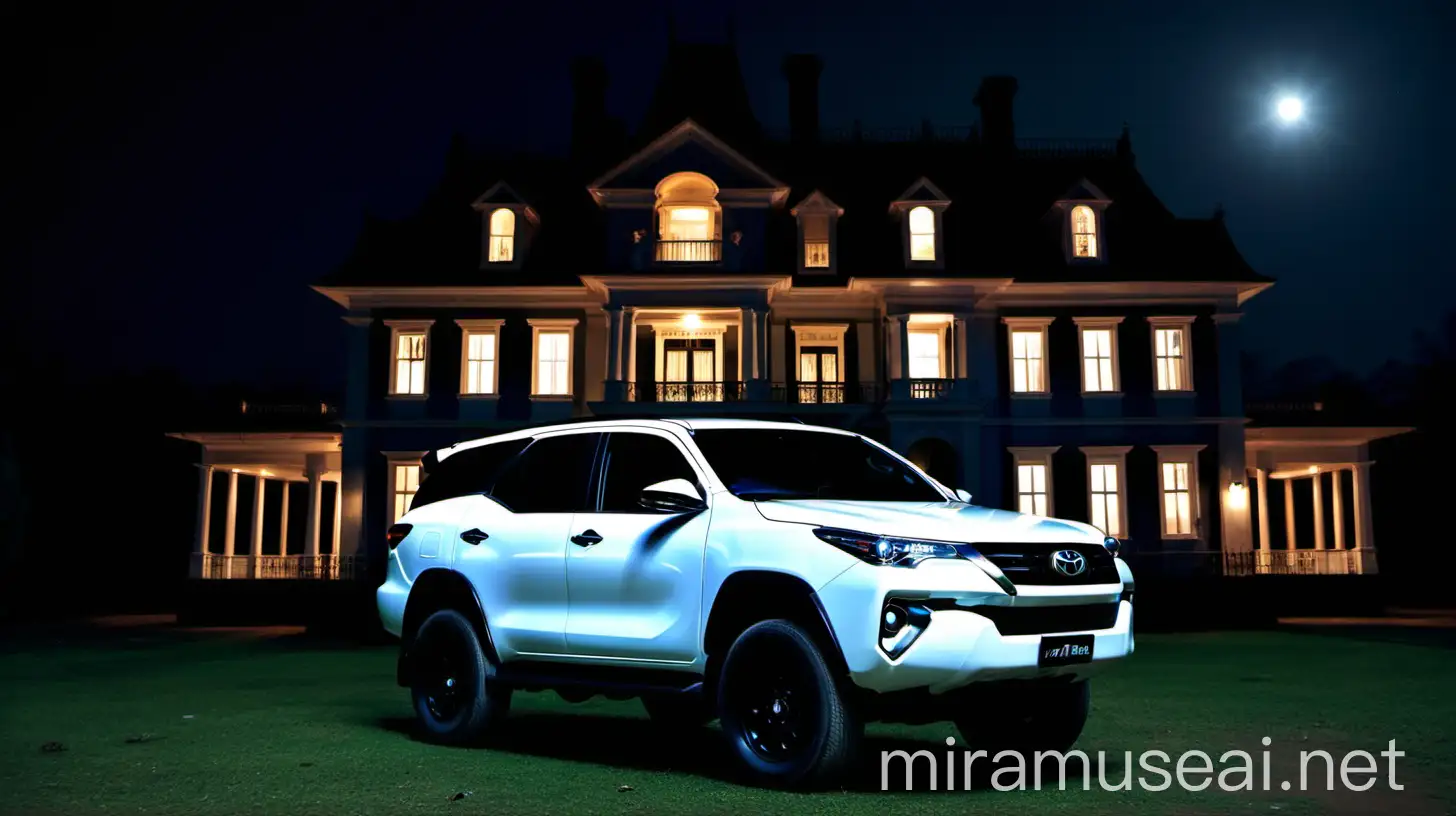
xmin=1 ymin=622 xmax=1453 ymax=815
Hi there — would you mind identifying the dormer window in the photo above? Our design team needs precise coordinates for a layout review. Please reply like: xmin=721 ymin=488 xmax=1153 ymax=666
xmin=909 ymin=206 xmax=936 ymax=261
xmin=487 ymin=208 xmax=515 ymax=263
xmin=790 ymin=191 xmax=843 ymax=274
xmin=1071 ymin=205 xmax=1098 ymax=258
xmin=890 ymin=177 xmax=950 ymax=269
xmin=655 ymin=172 xmax=722 ymax=263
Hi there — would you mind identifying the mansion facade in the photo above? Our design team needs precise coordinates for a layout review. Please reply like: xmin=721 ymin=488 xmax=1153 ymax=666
xmin=172 ymin=42 xmax=1404 ymax=591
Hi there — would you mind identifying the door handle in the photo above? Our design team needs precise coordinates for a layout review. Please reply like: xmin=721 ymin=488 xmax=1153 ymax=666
xmin=459 ymin=528 xmax=489 ymax=545
xmin=570 ymin=529 xmax=603 ymax=547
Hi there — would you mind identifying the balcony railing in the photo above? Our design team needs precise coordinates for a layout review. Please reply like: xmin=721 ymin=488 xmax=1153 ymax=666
xmin=910 ymin=378 xmax=954 ymax=400
xmin=804 ymin=241 xmax=830 ymax=268
xmin=628 ymin=381 xmax=746 ymax=403
xmin=1223 ymin=550 xmax=1371 ymax=577
xmin=192 ymin=553 xmax=368 ymax=580
xmin=655 ymin=240 xmax=722 ymax=263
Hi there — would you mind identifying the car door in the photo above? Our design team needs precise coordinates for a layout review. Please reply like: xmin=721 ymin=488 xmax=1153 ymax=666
xmin=564 ymin=428 xmax=710 ymax=663
xmin=452 ymin=431 xmax=600 ymax=659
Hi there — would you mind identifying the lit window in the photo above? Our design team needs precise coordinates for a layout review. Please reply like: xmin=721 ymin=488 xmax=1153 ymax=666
xmin=461 ymin=328 xmax=498 ymax=395
xmin=908 ymin=330 xmax=942 ymax=378
xmin=1154 ymin=445 xmax=1204 ymax=539
xmin=1154 ymin=324 xmax=1192 ymax=391
xmin=1075 ymin=319 xmax=1123 ymax=393
xmin=1072 ymin=205 xmax=1098 ymax=258
xmin=536 ymin=331 xmax=570 ymax=396
xmin=803 ymin=213 xmax=830 ymax=268
xmin=909 ymin=206 xmax=936 ymax=261
xmin=391 ymin=332 xmax=427 ymax=395
xmin=1018 ymin=463 xmax=1049 ymax=516
xmin=1089 ymin=463 xmax=1122 ymax=537
xmin=391 ymin=463 xmax=421 ymax=524
xmin=1011 ymin=329 xmax=1046 ymax=393
xmin=655 ymin=172 xmax=721 ymax=262
xmin=488 ymin=208 xmax=515 ymax=263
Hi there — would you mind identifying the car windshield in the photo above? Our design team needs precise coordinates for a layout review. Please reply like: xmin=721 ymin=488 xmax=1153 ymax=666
xmin=691 ymin=429 xmax=948 ymax=502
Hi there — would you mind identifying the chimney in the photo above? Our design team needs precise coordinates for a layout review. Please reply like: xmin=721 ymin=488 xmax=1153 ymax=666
xmin=974 ymin=76 xmax=1018 ymax=152
xmin=782 ymin=54 xmax=823 ymax=146
xmin=571 ymin=56 xmax=609 ymax=164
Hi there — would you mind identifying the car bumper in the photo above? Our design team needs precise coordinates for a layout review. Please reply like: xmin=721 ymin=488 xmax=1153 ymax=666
xmin=815 ymin=558 xmax=1134 ymax=694
xmin=376 ymin=551 xmax=408 ymax=638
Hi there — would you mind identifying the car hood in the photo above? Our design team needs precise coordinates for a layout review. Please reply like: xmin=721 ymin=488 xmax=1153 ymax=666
xmin=751 ymin=499 xmax=1107 ymax=545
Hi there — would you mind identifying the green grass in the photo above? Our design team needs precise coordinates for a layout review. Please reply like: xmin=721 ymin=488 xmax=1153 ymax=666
xmin=1 ymin=625 xmax=1453 ymax=815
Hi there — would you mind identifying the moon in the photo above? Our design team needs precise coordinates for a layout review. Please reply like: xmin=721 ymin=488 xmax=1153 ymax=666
xmin=1276 ymin=96 xmax=1304 ymax=123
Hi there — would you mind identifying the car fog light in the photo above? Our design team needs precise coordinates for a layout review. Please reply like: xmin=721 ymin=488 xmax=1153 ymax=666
xmin=879 ymin=600 xmax=932 ymax=659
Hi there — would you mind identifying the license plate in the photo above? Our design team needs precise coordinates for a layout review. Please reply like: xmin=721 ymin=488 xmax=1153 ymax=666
xmin=1038 ymin=634 xmax=1095 ymax=667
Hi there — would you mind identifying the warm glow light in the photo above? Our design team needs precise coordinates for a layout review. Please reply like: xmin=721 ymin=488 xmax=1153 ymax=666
xmin=260 ymin=470 xmax=272 ymax=477
xmin=1308 ymin=465 xmax=1319 ymax=474
xmin=231 ymin=468 xmax=240 ymax=474
xmin=682 ymin=313 xmax=702 ymax=330
xmin=1226 ymin=481 xmax=1248 ymax=511
xmin=1276 ymin=96 xmax=1304 ymax=123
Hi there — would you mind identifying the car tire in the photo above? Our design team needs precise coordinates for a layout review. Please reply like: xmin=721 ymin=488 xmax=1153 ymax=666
xmin=409 ymin=609 xmax=511 ymax=745
xmin=642 ymin=693 xmax=714 ymax=728
xmin=717 ymin=619 xmax=861 ymax=789
xmin=953 ymin=680 xmax=1090 ymax=757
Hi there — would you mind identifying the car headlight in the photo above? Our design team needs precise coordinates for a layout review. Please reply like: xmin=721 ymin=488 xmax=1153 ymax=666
xmin=813 ymin=528 xmax=960 ymax=567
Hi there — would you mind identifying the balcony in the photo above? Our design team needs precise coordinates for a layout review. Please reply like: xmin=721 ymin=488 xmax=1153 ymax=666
xmin=774 ymin=382 xmax=883 ymax=405
xmin=655 ymin=240 xmax=722 ymax=263
xmin=192 ymin=553 xmax=368 ymax=580
xmin=909 ymin=378 xmax=954 ymax=400
xmin=1224 ymin=550 xmax=1373 ymax=576
xmin=628 ymin=381 xmax=746 ymax=403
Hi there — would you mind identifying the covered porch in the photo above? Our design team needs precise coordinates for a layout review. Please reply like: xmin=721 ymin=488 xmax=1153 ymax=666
xmin=169 ymin=432 xmax=360 ymax=580
xmin=1237 ymin=426 xmax=1411 ymax=576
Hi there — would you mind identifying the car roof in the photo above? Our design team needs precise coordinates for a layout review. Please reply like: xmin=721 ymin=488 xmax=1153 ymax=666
xmin=436 ymin=417 xmax=856 ymax=462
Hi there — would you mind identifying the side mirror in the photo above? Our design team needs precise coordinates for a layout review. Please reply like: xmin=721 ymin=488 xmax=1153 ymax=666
xmin=639 ymin=479 xmax=707 ymax=514
xmin=954 ymin=488 xmax=973 ymax=504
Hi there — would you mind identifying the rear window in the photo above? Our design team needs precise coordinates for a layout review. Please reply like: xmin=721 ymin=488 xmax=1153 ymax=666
xmin=411 ymin=438 xmax=532 ymax=510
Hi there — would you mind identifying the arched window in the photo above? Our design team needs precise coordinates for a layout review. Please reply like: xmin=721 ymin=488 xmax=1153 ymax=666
xmin=655 ymin=172 xmax=721 ymax=262
xmin=908 ymin=206 xmax=936 ymax=261
xmin=487 ymin=208 xmax=516 ymax=263
xmin=1071 ymin=205 xmax=1098 ymax=258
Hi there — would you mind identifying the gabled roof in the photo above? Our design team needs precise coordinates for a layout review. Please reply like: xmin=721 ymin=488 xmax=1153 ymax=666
xmin=471 ymin=181 xmax=529 ymax=209
xmin=790 ymin=190 xmax=844 ymax=216
xmin=588 ymin=119 xmax=787 ymax=193
xmin=1058 ymin=178 xmax=1110 ymax=202
xmin=890 ymin=176 xmax=950 ymax=209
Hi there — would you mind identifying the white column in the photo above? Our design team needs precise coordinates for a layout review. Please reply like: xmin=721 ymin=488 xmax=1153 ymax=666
xmin=1311 ymin=471 xmax=1326 ymax=550
xmin=953 ymin=315 xmax=970 ymax=379
xmin=625 ymin=308 xmax=638 ymax=395
xmin=331 ymin=478 xmax=343 ymax=556
xmin=305 ymin=468 xmax=323 ymax=558
xmin=278 ymin=481 xmax=290 ymax=556
xmin=249 ymin=475 xmax=266 ymax=577
xmin=222 ymin=470 xmax=239 ymax=578
xmin=1255 ymin=468 xmax=1270 ymax=551
xmin=192 ymin=465 xmax=214 ymax=578
xmin=1352 ymin=462 xmax=1374 ymax=551
xmin=757 ymin=310 xmax=771 ymax=381
xmin=1331 ymin=468 xmax=1346 ymax=550
xmin=1283 ymin=478 xmax=1296 ymax=550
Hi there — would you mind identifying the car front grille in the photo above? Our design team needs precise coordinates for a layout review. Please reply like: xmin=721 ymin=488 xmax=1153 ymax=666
xmin=967 ymin=603 xmax=1120 ymax=636
xmin=975 ymin=542 xmax=1120 ymax=586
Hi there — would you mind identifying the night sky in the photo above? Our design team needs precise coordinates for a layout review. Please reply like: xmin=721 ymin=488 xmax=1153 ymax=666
xmin=13 ymin=0 xmax=1453 ymax=397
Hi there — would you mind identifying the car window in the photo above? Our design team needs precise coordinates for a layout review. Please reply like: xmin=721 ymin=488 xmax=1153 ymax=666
xmin=598 ymin=432 xmax=700 ymax=513
xmin=691 ymin=429 xmax=946 ymax=502
xmin=489 ymin=433 xmax=601 ymax=513
xmin=413 ymin=438 xmax=532 ymax=510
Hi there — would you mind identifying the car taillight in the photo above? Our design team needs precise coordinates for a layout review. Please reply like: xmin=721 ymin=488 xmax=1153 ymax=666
xmin=386 ymin=524 xmax=413 ymax=550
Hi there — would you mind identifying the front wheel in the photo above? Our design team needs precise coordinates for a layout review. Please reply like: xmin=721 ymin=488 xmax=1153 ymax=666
xmin=408 ymin=609 xmax=512 ymax=745
xmin=717 ymin=619 xmax=861 ymax=789
xmin=953 ymin=680 xmax=1090 ymax=757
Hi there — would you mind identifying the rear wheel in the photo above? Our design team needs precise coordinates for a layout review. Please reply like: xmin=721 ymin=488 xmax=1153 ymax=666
xmin=717 ymin=619 xmax=861 ymax=789
xmin=953 ymin=680 xmax=1090 ymax=757
xmin=409 ymin=609 xmax=511 ymax=745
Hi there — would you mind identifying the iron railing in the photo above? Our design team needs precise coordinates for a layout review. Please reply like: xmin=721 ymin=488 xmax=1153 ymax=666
xmin=626 ymin=381 xmax=747 ymax=403
xmin=1223 ymin=550 xmax=1365 ymax=577
xmin=910 ymin=378 xmax=955 ymax=400
xmin=193 ymin=553 xmax=368 ymax=580
xmin=655 ymin=240 xmax=722 ymax=263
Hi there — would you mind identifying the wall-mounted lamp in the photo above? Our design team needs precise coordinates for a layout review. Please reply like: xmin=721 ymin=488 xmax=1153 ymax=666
xmin=1226 ymin=480 xmax=1248 ymax=510
xmin=682 ymin=313 xmax=702 ymax=330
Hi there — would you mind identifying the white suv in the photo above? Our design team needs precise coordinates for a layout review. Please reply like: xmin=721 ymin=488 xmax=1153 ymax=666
xmin=378 ymin=418 xmax=1134 ymax=788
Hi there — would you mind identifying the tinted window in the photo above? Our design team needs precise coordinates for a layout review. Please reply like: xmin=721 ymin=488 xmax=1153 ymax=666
xmin=692 ymin=429 xmax=945 ymax=502
xmin=490 ymin=433 xmax=601 ymax=513
xmin=412 ymin=438 xmax=531 ymax=510
xmin=599 ymin=433 xmax=700 ymax=512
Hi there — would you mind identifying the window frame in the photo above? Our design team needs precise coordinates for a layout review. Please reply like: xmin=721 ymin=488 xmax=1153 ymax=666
xmin=1153 ymin=444 xmax=1205 ymax=540
xmin=1072 ymin=317 xmax=1124 ymax=395
xmin=383 ymin=453 xmax=425 ymax=524
xmin=1081 ymin=445 xmax=1131 ymax=538
xmin=1002 ymin=317 xmax=1054 ymax=396
xmin=908 ymin=205 xmax=937 ymax=262
xmin=528 ymin=318 xmax=578 ymax=399
xmin=1008 ymin=446 xmax=1058 ymax=517
xmin=907 ymin=328 xmax=946 ymax=379
xmin=385 ymin=320 xmax=434 ymax=398
xmin=456 ymin=319 xmax=504 ymax=397
xmin=1149 ymin=316 xmax=1196 ymax=393
xmin=1070 ymin=204 xmax=1099 ymax=259
xmin=487 ymin=208 xmax=516 ymax=264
